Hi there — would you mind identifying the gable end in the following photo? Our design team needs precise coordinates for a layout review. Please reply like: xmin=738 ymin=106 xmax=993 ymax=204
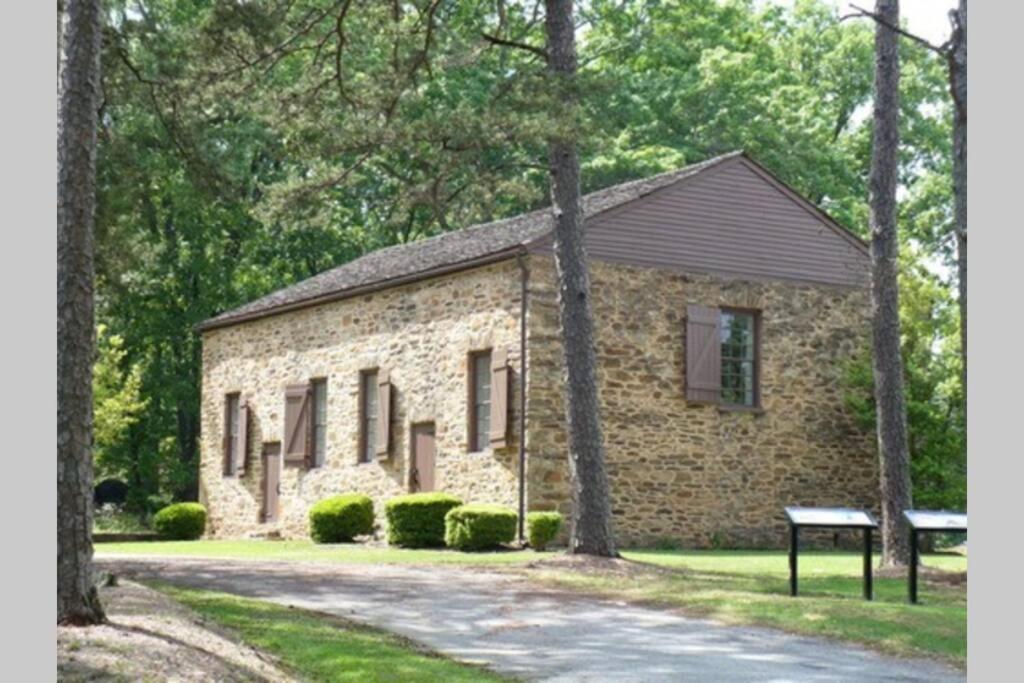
xmin=579 ymin=156 xmax=869 ymax=288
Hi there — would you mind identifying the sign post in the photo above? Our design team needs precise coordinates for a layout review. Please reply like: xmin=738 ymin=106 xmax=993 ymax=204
xmin=902 ymin=510 xmax=967 ymax=604
xmin=784 ymin=507 xmax=879 ymax=600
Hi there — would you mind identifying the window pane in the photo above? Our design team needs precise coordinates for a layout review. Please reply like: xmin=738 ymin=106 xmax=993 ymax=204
xmin=363 ymin=372 xmax=377 ymax=461
xmin=228 ymin=395 xmax=239 ymax=437
xmin=227 ymin=394 xmax=239 ymax=461
xmin=719 ymin=312 xmax=756 ymax=406
xmin=314 ymin=381 xmax=327 ymax=426
xmin=312 ymin=380 xmax=327 ymax=462
xmin=472 ymin=352 xmax=491 ymax=451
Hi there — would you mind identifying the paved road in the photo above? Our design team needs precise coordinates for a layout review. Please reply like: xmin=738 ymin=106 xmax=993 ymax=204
xmin=98 ymin=556 xmax=965 ymax=683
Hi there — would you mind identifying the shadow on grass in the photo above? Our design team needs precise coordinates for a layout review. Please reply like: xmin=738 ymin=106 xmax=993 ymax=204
xmin=151 ymin=582 xmax=509 ymax=683
xmin=526 ymin=557 xmax=966 ymax=665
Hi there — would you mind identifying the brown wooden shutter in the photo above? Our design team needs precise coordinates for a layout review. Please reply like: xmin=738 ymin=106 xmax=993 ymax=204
xmin=376 ymin=369 xmax=391 ymax=458
xmin=235 ymin=400 xmax=249 ymax=476
xmin=284 ymin=383 xmax=312 ymax=464
xmin=685 ymin=304 xmax=722 ymax=403
xmin=490 ymin=348 xmax=510 ymax=448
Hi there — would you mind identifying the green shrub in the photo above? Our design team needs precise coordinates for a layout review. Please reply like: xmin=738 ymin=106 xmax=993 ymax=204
xmin=445 ymin=504 xmax=518 ymax=551
xmin=309 ymin=494 xmax=375 ymax=543
xmin=652 ymin=536 xmax=682 ymax=552
xmin=153 ymin=503 xmax=206 ymax=540
xmin=526 ymin=511 xmax=562 ymax=550
xmin=384 ymin=493 xmax=463 ymax=547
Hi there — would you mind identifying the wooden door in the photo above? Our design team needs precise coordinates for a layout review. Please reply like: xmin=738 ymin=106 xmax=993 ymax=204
xmin=411 ymin=423 xmax=436 ymax=492
xmin=262 ymin=442 xmax=281 ymax=523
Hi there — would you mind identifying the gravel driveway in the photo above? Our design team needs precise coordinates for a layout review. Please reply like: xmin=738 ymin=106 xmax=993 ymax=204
xmin=98 ymin=556 xmax=965 ymax=683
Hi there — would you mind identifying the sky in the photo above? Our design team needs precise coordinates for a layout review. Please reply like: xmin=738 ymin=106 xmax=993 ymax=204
xmin=766 ymin=0 xmax=958 ymax=46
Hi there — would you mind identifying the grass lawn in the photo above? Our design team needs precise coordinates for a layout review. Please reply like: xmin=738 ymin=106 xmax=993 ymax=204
xmin=98 ymin=538 xmax=556 ymax=565
xmin=104 ymin=540 xmax=965 ymax=665
xmin=153 ymin=583 xmax=509 ymax=682
xmin=547 ymin=549 xmax=967 ymax=665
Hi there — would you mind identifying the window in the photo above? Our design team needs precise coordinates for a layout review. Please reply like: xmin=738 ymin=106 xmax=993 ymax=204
xmin=311 ymin=378 xmax=327 ymax=466
xmin=720 ymin=310 xmax=758 ymax=407
xmin=469 ymin=350 xmax=492 ymax=452
xmin=224 ymin=393 xmax=240 ymax=474
xmin=360 ymin=370 xmax=378 ymax=462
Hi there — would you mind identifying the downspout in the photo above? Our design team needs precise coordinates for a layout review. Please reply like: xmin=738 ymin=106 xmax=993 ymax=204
xmin=517 ymin=253 xmax=529 ymax=544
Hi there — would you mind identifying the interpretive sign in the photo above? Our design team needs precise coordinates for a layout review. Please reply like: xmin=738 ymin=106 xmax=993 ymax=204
xmin=903 ymin=510 xmax=967 ymax=604
xmin=785 ymin=507 xmax=876 ymax=528
xmin=784 ymin=507 xmax=879 ymax=600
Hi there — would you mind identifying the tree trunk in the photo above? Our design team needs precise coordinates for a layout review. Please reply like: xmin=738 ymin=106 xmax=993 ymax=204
xmin=950 ymin=0 xmax=966 ymax=427
xmin=58 ymin=0 xmax=65 ymax=79
xmin=544 ymin=0 xmax=616 ymax=557
xmin=868 ymin=0 xmax=913 ymax=568
xmin=58 ymin=0 xmax=105 ymax=625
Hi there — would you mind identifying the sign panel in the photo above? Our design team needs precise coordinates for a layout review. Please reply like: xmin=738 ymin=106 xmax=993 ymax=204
xmin=903 ymin=510 xmax=967 ymax=531
xmin=785 ymin=507 xmax=877 ymax=528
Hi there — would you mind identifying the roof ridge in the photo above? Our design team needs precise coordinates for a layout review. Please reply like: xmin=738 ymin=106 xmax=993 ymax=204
xmin=198 ymin=151 xmax=747 ymax=331
xmin=330 ymin=150 xmax=745 ymax=264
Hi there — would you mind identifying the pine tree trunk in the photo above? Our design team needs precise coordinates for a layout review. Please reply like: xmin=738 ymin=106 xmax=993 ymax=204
xmin=58 ymin=0 xmax=105 ymax=625
xmin=868 ymin=0 xmax=913 ymax=568
xmin=950 ymin=0 xmax=967 ymax=427
xmin=544 ymin=0 xmax=616 ymax=557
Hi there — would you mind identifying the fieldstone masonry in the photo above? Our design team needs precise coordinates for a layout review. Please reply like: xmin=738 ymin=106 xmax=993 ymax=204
xmin=201 ymin=254 xmax=878 ymax=547
xmin=524 ymin=256 xmax=878 ymax=548
xmin=200 ymin=260 xmax=524 ymax=538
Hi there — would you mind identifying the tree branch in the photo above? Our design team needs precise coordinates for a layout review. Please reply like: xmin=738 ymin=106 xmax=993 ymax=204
xmin=481 ymin=32 xmax=548 ymax=60
xmin=842 ymin=4 xmax=950 ymax=55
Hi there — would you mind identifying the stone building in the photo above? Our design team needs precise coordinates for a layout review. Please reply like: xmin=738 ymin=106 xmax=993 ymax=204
xmin=198 ymin=152 xmax=879 ymax=547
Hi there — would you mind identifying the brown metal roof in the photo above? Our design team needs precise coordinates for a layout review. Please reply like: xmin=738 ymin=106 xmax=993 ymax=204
xmin=199 ymin=151 xmax=864 ymax=331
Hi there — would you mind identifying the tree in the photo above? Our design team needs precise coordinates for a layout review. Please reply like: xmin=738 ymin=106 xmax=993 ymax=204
xmin=844 ymin=247 xmax=965 ymax=513
xmin=544 ymin=0 xmax=616 ymax=557
xmin=866 ymin=0 xmax=913 ymax=568
xmin=92 ymin=325 xmax=148 ymax=483
xmin=950 ymin=1 xmax=966 ymax=425
xmin=848 ymin=0 xmax=967 ymax=433
xmin=58 ymin=0 xmax=106 ymax=625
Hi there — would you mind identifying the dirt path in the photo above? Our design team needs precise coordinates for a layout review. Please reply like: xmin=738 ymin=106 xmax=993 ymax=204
xmin=57 ymin=579 xmax=295 ymax=682
xmin=98 ymin=556 xmax=964 ymax=683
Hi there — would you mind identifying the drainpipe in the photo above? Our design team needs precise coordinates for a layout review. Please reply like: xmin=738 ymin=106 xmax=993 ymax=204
xmin=517 ymin=253 xmax=529 ymax=544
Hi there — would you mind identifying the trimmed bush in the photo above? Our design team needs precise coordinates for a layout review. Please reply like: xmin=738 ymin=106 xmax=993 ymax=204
xmin=309 ymin=494 xmax=374 ymax=543
xmin=384 ymin=492 xmax=463 ymax=547
xmin=527 ymin=511 xmax=563 ymax=550
xmin=153 ymin=503 xmax=206 ymax=540
xmin=445 ymin=504 xmax=518 ymax=551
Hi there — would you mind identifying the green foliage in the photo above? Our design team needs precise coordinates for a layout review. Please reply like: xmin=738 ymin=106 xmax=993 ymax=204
xmin=308 ymin=494 xmax=375 ymax=543
xmin=445 ymin=505 xmax=518 ymax=551
xmin=92 ymin=325 xmax=148 ymax=483
xmin=843 ymin=247 xmax=965 ymax=511
xmin=152 ymin=502 xmax=207 ymax=540
xmin=651 ymin=536 xmax=682 ymax=552
xmin=93 ymin=504 xmax=151 ymax=534
xmin=384 ymin=493 xmax=463 ymax=548
xmin=526 ymin=511 xmax=563 ymax=550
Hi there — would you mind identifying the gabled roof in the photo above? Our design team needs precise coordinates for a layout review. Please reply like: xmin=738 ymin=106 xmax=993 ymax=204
xmin=199 ymin=151 xmax=863 ymax=331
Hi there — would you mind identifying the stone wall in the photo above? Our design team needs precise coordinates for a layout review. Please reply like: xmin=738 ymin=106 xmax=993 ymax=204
xmin=524 ymin=255 xmax=879 ymax=548
xmin=199 ymin=260 xmax=524 ymax=539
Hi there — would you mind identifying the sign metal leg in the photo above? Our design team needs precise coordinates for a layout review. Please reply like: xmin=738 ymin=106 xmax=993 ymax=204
xmin=789 ymin=524 xmax=798 ymax=597
xmin=863 ymin=527 xmax=873 ymax=601
xmin=909 ymin=529 xmax=919 ymax=604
